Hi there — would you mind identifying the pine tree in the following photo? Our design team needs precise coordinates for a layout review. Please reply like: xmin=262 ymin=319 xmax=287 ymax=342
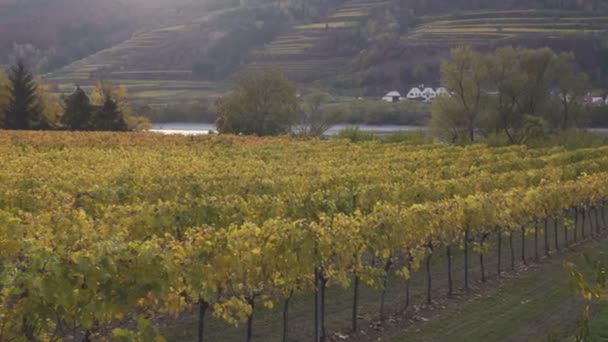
xmin=3 ymin=60 xmax=44 ymax=130
xmin=62 ymin=86 xmax=93 ymax=130
xmin=92 ymin=96 xmax=128 ymax=131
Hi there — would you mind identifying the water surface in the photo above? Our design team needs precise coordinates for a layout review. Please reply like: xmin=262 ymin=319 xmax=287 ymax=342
xmin=150 ymin=123 xmax=425 ymax=136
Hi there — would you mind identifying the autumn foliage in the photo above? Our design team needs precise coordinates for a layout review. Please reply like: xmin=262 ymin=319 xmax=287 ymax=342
xmin=0 ymin=132 xmax=607 ymax=340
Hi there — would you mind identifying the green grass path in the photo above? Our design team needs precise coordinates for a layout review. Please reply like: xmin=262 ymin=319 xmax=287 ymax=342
xmin=381 ymin=239 xmax=608 ymax=342
xmin=162 ymin=222 xmax=608 ymax=342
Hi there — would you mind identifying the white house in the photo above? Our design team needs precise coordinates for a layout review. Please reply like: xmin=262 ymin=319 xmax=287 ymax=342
xmin=406 ymin=87 xmax=423 ymax=99
xmin=584 ymin=92 xmax=606 ymax=106
xmin=557 ymin=93 xmax=572 ymax=103
xmin=421 ymin=87 xmax=437 ymax=101
xmin=435 ymin=87 xmax=449 ymax=97
xmin=382 ymin=91 xmax=402 ymax=102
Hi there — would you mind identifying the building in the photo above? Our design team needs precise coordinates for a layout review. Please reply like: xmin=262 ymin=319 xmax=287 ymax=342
xmin=436 ymin=87 xmax=449 ymax=97
xmin=421 ymin=87 xmax=437 ymax=101
xmin=392 ymin=86 xmax=451 ymax=102
xmin=382 ymin=91 xmax=402 ymax=102
xmin=584 ymin=92 xmax=607 ymax=106
xmin=587 ymin=96 xmax=605 ymax=105
xmin=406 ymin=87 xmax=423 ymax=99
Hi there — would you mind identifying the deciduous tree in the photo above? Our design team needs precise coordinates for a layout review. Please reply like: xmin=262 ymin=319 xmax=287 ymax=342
xmin=486 ymin=46 xmax=527 ymax=142
xmin=433 ymin=46 xmax=590 ymax=143
xmin=91 ymin=81 xmax=132 ymax=117
xmin=430 ymin=46 xmax=489 ymax=142
xmin=216 ymin=69 xmax=299 ymax=136
xmin=298 ymin=89 xmax=339 ymax=136
xmin=552 ymin=53 xmax=588 ymax=130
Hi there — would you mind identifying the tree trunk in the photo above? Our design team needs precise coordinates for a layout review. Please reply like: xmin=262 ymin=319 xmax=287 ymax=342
xmin=405 ymin=278 xmax=411 ymax=309
xmin=426 ymin=250 xmax=433 ymax=304
xmin=594 ymin=207 xmax=599 ymax=234
xmin=497 ymin=231 xmax=502 ymax=276
xmin=587 ymin=208 xmax=595 ymax=239
xmin=544 ymin=219 xmax=550 ymax=257
xmin=582 ymin=207 xmax=587 ymax=239
xmin=352 ymin=275 xmax=359 ymax=333
xmin=464 ymin=230 xmax=470 ymax=290
xmin=246 ymin=297 xmax=255 ymax=342
xmin=447 ymin=246 xmax=453 ymax=297
xmin=534 ymin=224 xmax=539 ymax=262
xmin=479 ymin=251 xmax=486 ymax=283
xmin=83 ymin=330 xmax=92 ymax=342
xmin=595 ymin=207 xmax=601 ymax=234
xmin=574 ymin=207 xmax=578 ymax=243
xmin=283 ymin=293 xmax=292 ymax=342
xmin=321 ymin=275 xmax=327 ymax=341
xmin=564 ymin=212 xmax=569 ymax=248
xmin=521 ymin=227 xmax=527 ymax=265
xmin=554 ymin=217 xmax=559 ymax=252
xmin=509 ymin=232 xmax=515 ymax=271
xmin=405 ymin=258 xmax=411 ymax=310
xmin=198 ymin=299 xmax=209 ymax=342
xmin=22 ymin=317 xmax=36 ymax=342
xmin=314 ymin=269 xmax=321 ymax=342
xmin=602 ymin=203 xmax=608 ymax=229
xmin=379 ymin=259 xmax=392 ymax=322
xmin=591 ymin=207 xmax=596 ymax=234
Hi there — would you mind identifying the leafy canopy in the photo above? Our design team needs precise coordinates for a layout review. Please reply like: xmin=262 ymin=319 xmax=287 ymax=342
xmin=431 ymin=46 xmax=589 ymax=144
xmin=216 ymin=69 xmax=299 ymax=136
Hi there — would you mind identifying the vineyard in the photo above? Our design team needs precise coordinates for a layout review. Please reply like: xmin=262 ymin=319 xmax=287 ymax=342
xmin=236 ymin=0 xmax=386 ymax=82
xmin=408 ymin=9 xmax=608 ymax=47
xmin=44 ymin=6 xmax=230 ymax=106
xmin=1 ymin=131 xmax=608 ymax=341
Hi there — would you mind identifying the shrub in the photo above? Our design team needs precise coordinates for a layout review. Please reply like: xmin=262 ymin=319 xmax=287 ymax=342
xmin=381 ymin=131 xmax=429 ymax=144
xmin=335 ymin=127 xmax=377 ymax=142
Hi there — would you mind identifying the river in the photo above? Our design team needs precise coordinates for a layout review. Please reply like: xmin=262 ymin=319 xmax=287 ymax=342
xmin=151 ymin=123 xmax=608 ymax=136
xmin=150 ymin=123 xmax=426 ymax=136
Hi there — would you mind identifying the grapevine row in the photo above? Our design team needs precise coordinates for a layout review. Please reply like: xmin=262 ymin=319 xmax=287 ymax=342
xmin=0 ymin=132 xmax=607 ymax=341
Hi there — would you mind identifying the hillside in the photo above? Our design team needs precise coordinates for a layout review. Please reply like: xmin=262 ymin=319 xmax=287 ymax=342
xmin=0 ymin=0 xmax=210 ymax=71
xmin=45 ymin=6 xmax=230 ymax=106
xmin=240 ymin=0 xmax=387 ymax=82
xmin=340 ymin=8 xmax=608 ymax=95
xmin=43 ymin=0 xmax=608 ymax=109
xmin=0 ymin=0 xmax=144 ymax=71
xmin=45 ymin=1 xmax=341 ymax=105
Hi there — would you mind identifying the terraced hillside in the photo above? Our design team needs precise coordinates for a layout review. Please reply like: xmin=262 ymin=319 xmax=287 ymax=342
xmin=333 ymin=7 xmax=608 ymax=95
xmin=406 ymin=9 xmax=608 ymax=47
xmin=45 ymin=7 xmax=232 ymax=105
xmin=243 ymin=0 xmax=388 ymax=81
xmin=47 ymin=0 xmax=390 ymax=104
xmin=46 ymin=3 xmax=608 ymax=108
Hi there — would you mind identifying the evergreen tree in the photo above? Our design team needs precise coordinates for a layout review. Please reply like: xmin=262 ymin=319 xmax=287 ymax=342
xmin=0 ymin=71 xmax=8 ymax=121
xmin=92 ymin=96 xmax=128 ymax=131
xmin=62 ymin=86 xmax=93 ymax=130
xmin=3 ymin=60 xmax=44 ymax=130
